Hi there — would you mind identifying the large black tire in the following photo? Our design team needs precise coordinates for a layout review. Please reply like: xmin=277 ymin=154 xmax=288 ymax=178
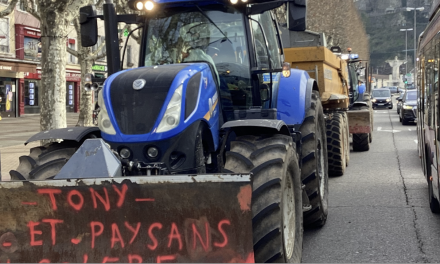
xmin=9 ymin=141 xmax=81 ymax=180
xmin=351 ymin=105 xmax=370 ymax=152
xmin=224 ymin=134 xmax=303 ymax=263
xmin=342 ymin=113 xmax=350 ymax=165
xmin=352 ymin=133 xmax=370 ymax=151
xmin=300 ymin=91 xmax=329 ymax=227
xmin=326 ymin=113 xmax=346 ymax=177
xmin=429 ymin=178 xmax=440 ymax=214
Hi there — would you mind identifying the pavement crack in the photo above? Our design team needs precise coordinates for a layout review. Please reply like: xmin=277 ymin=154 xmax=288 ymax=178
xmin=388 ymin=111 xmax=428 ymax=262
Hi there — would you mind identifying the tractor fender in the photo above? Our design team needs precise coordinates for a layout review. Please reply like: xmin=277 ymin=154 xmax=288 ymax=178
xmin=221 ymin=119 xmax=291 ymax=137
xmin=24 ymin=127 xmax=101 ymax=145
xmin=275 ymin=69 xmax=318 ymax=125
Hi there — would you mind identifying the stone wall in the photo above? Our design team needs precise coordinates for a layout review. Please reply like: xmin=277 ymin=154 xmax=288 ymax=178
xmin=306 ymin=0 xmax=370 ymax=61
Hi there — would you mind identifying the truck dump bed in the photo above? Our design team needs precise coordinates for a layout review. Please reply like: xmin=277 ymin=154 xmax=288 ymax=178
xmin=284 ymin=46 xmax=350 ymax=109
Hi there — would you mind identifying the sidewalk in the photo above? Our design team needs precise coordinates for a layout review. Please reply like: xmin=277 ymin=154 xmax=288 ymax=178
xmin=0 ymin=113 xmax=79 ymax=179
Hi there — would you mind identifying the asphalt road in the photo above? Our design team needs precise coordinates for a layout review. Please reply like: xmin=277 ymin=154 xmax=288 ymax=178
xmin=302 ymin=101 xmax=440 ymax=263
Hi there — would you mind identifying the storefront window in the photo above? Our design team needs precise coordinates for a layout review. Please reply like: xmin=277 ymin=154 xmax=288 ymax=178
xmin=24 ymin=37 xmax=40 ymax=60
xmin=66 ymin=82 xmax=75 ymax=112
xmin=0 ymin=78 xmax=16 ymax=117
xmin=25 ymin=80 xmax=39 ymax=106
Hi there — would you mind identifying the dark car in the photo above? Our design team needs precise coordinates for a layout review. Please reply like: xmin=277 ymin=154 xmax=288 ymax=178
xmin=372 ymin=88 xmax=393 ymax=109
xmin=399 ymin=90 xmax=417 ymax=125
xmin=396 ymin=92 xmax=404 ymax=114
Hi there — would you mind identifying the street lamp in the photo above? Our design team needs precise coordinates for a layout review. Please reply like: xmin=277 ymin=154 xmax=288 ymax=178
xmin=400 ymin=28 xmax=413 ymax=74
xmin=406 ymin=7 xmax=424 ymax=85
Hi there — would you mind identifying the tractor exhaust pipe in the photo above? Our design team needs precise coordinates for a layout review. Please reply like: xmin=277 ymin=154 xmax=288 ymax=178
xmin=103 ymin=0 xmax=121 ymax=75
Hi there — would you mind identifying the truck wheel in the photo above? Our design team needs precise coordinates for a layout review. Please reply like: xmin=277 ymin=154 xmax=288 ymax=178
xmin=343 ymin=113 xmax=350 ymax=166
xmin=300 ymin=91 xmax=329 ymax=227
xmin=9 ymin=141 xmax=81 ymax=180
xmin=429 ymin=178 xmax=440 ymax=214
xmin=352 ymin=133 xmax=370 ymax=151
xmin=224 ymin=134 xmax=303 ymax=263
xmin=326 ymin=113 xmax=346 ymax=177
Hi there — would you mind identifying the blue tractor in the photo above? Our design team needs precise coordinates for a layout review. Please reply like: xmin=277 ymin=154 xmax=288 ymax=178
xmin=10 ymin=0 xmax=328 ymax=261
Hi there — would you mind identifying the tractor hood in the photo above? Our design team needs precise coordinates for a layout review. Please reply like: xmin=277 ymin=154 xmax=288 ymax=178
xmin=101 ymin=63 xmax=213 ymax=143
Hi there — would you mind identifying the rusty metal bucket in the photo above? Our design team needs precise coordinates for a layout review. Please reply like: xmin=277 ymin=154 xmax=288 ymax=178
xmin=0 ymin=175 xmax=253 ymax=263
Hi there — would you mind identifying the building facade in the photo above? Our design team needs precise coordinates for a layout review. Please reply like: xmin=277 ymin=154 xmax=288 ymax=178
xmin=0 ymin=2 xmax=140 ymax=118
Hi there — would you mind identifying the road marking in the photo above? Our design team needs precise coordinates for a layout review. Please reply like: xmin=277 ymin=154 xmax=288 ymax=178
xmin=378 ymin=127 xmax=382 ymax=131
xmin=409 ymin=129 xmax=412 ymax=131
xmin=414 ymin=139 xmax=418 ymax=144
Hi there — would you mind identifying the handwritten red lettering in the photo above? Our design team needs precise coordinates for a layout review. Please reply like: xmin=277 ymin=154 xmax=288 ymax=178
xmin=147 ymin=222 xmax=163 ymax=250
xmin=67 ymin=190 xmax=84 ymax=211
xmin=39 ymin=259 xmax=50 ymax=263
xmin=192 ymin=222 xmax=209 ymax=252
xmin=27 ymin=221 xmax=43 ymax=246
xmin=135 ymin=198 xmax=155 ymax=202
xmin=37 ymin=189 xmax=61 ymax=210
xmin=71 ymin=238 xmax=80 ymax=244
xmin=167 ymin=223 xmax=183 ymax=250
xmin=90 ymin=221 xmax=104 ymax=249
xmin=102 ymin=257 xmax=119 ymax=263
xmin=83 ymin=254 xmax=88 ymax=263
xmin=2 ymin=242 xmax=11 ymax=247
xmin=128 ymin=254 xmax=142 ymax=263
xmin=156 ymin=255 xmax=176 ymax=263
xmin=214 ymin=219 xmax=230 ymax=248
xmin=124 ymin=222 xmax=140 ymax=244
xmin=90 ymin=188 xmax=110 ymax=211
xmin=110 ymin=223 xmax=125 ymax=248
xmin=21 ymin=201 xmax=37 ymax=205
xmin=42 ymin=219 xmax=64 ymax=245
xmin=6 ymin=259 xmax=10 ymax=263
xmin=112 ymin=184 xmax=128 ymax=208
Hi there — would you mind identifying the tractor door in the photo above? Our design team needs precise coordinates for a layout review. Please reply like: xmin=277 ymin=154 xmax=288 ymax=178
xmin=248 ymin=10 xmax=283 ymax=109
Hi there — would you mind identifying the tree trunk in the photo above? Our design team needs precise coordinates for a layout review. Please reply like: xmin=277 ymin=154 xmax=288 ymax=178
xmin=39 ymin=12 xmax=68 ymax=132
xmin=76 ymin=58 xmax=94 ymax=127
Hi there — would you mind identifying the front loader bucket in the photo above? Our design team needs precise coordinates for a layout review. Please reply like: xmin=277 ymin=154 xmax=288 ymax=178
xmin=347 ymin=109 xmax=372 ymax=134
xmin=0 ymin=175 xmax=254 ymax=263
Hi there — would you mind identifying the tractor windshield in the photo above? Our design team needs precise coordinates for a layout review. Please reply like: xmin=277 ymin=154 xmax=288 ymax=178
xmin=144 ymin=6 xmax=252 ymax=120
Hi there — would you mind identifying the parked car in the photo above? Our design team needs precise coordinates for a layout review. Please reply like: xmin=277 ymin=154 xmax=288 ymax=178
xmin=396 ymin=92 xmax=404 ymax=114
xmin=388 ymin=86 xmax=399 ymax=93
xmin=399 ymin=90 xmax=417 ymax=125
xmin=372 ymin=88 xmax=393 ymax=109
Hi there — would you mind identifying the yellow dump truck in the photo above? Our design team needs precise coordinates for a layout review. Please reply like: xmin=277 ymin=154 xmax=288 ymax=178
xmin=282 ymin=31 xmax=373 ymax=176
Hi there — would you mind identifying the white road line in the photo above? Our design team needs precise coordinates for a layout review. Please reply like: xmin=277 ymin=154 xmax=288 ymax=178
xmin=414 ymin=139 xmax=418 ymax=144
xmin=378 ymin=127 xmax=382 ymax=131
xmin=408 ymin=129 xmax=412 ymax=131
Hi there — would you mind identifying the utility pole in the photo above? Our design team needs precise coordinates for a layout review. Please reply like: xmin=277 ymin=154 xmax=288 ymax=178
xmin=406 ymin=7 xmax=425 ymax=86
xmin=400 ymin=28 xmax=413 ymax=75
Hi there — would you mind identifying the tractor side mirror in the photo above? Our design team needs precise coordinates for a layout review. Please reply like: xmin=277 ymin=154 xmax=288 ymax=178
xmin=260 ymin=84 xmax=270 ymax=102
xmin=79 ymin=5 xmax=98 ymax=47
xmin=287 ymin=0 xmax=307 ymax=31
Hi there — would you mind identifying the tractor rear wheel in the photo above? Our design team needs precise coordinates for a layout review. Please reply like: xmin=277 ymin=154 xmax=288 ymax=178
xmin=9 ymin=141 xmax=81 ymax=180
xmin=326 ymin=113 xmax=346 ymax=177
xmin=299 ymin=91 xmax=329 ymax=228
xmin=224 ymin=134 xmax=303 ymax=263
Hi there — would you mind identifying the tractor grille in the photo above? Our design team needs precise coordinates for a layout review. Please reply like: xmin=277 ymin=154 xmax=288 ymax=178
xmin=110 ymin=65 xmax=188 ymax=135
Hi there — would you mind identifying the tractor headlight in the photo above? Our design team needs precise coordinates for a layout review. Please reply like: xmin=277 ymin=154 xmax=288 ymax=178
xmin=403 ymin=105 xmax=413 ymax=110
xmin=98 ymin=90 xmax=116 ymax=135
xmin=157 ymin=85 xmax=183 ymax=133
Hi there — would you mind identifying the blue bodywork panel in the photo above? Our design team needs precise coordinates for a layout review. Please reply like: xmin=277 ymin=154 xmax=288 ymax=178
xmin=275 ymin=69 xmax=311 ymax=126
xmin=101 ymin=63 xmax=220 ymax=150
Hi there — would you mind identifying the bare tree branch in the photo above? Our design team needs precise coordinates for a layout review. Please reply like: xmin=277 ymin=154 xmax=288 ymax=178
xmin=22 ymin=0 xmax=40 ymax=20
xmin=90 ymin=41 xmax=106 ymax=57
xmin=67 ymin=46 xmax=79 ymax=57
xmin=88 ymin=50 xmax=106 ymax=61
xmin=0 ymin=0 xmax=19 ymax=17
